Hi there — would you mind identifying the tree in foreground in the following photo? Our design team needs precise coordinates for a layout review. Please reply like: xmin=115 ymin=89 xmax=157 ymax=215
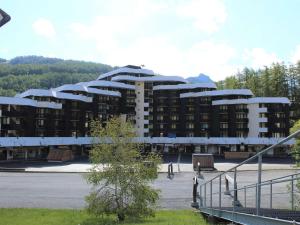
xmin=85 ymin=117 xmax=161 ymax=221
xmin=291 ymin=119 xmax=300 ymax=166
xmin=290 ymin=119 xmax=300 ymax=208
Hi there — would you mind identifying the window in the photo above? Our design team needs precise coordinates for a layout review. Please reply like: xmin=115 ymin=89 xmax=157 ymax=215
xmin=200 ymin=123 xmax=209 ymax=129
xmin=275 ymin=122 xmax=285 ymax=128
xmin=187 ymin=132 xmax=194 ymax=137
xmin=55 ymin=110 xmax=61 ymax=116
xmin=157 ymin=107 xmax=164 ymax=112
xmin=187 ymin=98 xmax=194 ymax=104
xmin=200 ymin=97 xmax=210 ymax=103
xmin=187 ymin=107 xmax=195 ymax=112
xmin=186 ymin=123 xmax=194 ymax=129
xmin=259 ymin=113 xmax=267 ymax=118
xmin=37 ymin=131 xmax=44 ymax=137
xmin=236 ymin=113 xmax=247 ymax=119
xmin=259 ymin=133 xmax=268 ymax=138
xmin=236 ymin=131 xmax=246 ymax=137
xmin=15 ymin=118 xmax=21 ymax=125
xmin=171 ymin=115 xmax=179 ymax=121
xmin=200 ymin=114 xmax=209 ymax=120
xmin=186 ymin=115 xmax=194 ymax=120
xmin=275 ymin=113 xmax=285 ymax=118
xmin=171 ymin=124 xmax=177 ymax=129
xmin=220 ymin=105 xmax=228 ymax=110
xmin=259 ymin=122 xmax=267 ymax=128
xmin=237 ymin=123 xmax=247 ymax=129
xmin=157 ymin=115 xmax=164 ymax=121
xmin=272 ymin=133 xmax=285 ymax=138
xmin=159 ymin=124 xmax=164 ymax=129
xmin=37 ymin=108 xmax=45 ymax=114
xmin=2 ymin=117 xmax=9 ymax=125
xmin=71 ymin=101 xmax=78 ymax=108
xmin=199 ymin=132 xmax=208 ymax=137
xmin=37 ymin=119 xmax=44 ymax=126
xmin=171 ymin=99 xmax=178 ymax=104
xmin=220 ymin=131 xmax=228 ymax=137
xmin=72 ymin=112 xmax=78 ymax=119
xmin=220 ymin=123 xmax=228 ymax=129
xmin=259 ymin=103 xmax=266 ymax=108
xmin=236 ymin=105 xmax=247 ymax=110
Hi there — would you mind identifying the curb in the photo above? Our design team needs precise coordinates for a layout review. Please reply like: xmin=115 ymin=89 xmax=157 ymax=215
xmin=0 ymin=167 xmax=25 ymax=172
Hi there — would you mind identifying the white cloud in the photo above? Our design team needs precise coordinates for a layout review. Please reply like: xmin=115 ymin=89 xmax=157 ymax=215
xmin=291 ymin=45 xmax=300 ymax=63
xmin=177 ymin=0 xmax=227 ymax=33
xmin=68 ymin=0 xmax=233 ymax=81
xmin=185 ymin=41 xmax=238 ymax=79
xmin=243 ymin=48 xmax=280 ymax=69
xmin=32 ymin=18 xmax=56 ymax=39
xmin=72 ymin=34 xmax=238 ymax=80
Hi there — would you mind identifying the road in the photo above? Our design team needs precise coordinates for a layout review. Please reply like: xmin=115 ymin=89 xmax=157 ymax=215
xmin=0 ymin=170 xmax=298 ymax=209
xmin=0 ymin=172 xmax=195 ymax=209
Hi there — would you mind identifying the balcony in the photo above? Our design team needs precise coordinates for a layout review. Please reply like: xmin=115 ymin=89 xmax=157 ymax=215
xmin=259 ymin=127 xmax=268 ymax=133
xmin=258 ymin=107 xmax=268 ymax=113
xmin=258 ymin=117 xmax=268 ymax=123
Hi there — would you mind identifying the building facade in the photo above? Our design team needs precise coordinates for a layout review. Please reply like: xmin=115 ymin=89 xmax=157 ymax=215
xmin=0 ymin=65 xmax=292 ymax=160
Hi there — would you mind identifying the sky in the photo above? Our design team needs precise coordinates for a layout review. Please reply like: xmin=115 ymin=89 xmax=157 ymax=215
xmin=1 ymin=0 xmax=300 ymax=81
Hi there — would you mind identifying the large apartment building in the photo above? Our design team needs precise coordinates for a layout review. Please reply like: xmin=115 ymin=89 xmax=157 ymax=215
xmin=0 ymin=65 xmax=291 ymax=160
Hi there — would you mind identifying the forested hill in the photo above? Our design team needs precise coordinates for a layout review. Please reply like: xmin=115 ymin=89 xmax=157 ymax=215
xmin=216 ymin=62 xmax=300 ymax=124
xmin=0 ymin=56 xmax=114 ymax=96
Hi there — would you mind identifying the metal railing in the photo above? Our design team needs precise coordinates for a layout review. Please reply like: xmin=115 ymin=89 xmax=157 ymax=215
xmin=198 ymin=130 xmax=300 ymax=218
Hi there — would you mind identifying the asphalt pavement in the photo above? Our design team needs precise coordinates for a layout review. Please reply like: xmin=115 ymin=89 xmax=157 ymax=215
xmin=0 ymin=170 xmax=299 ymax=210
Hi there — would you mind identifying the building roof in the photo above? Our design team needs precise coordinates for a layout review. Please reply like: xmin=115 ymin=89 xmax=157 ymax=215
xmin=212 ymin=97 xmax=291 ymax=105
xmin=0 ymin=136 xmax=293 ymax=147
xmin=111 ymin=75 xmax=188 ymax=83
xmin=16 ymin=89 xmax=93 ymax=102
xmin=79 ymin=80 xmax=135 ymax=90
xmin=180 ymin=89 xmax=253 ymax=98
xmin=97 ymin=67 xmax=154 ymax=80
xmin=0 ymin=97 xmax=62 ymax=109
xmin=54 ymin=84 xmax=121 ymax=97
xmin=153 ymin=82 xmax=217 ymax=91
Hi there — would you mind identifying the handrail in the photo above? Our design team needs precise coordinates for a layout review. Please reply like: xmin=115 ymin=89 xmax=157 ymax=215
xmin=211 ymin=173 xmax=300 ymax=195
xmin=200 ymin=130 xmax=300 ymax=187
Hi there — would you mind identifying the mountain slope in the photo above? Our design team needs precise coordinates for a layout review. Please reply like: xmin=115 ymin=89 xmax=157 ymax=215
xmin=0 ymin=55 xmax=114 ymax=96
xmin=186 ymin=73 xmax=214 ymax=83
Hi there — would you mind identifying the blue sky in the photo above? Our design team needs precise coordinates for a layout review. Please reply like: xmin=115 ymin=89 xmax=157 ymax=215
xmin=1 ymin=0 xmax=300 ymax=80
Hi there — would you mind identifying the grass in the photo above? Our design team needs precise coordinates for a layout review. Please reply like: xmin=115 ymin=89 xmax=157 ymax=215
xmin=0 ymin=208 xmax=209 ymax=225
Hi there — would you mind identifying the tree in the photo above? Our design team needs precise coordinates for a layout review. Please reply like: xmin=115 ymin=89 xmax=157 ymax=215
xmin=85 ymin=117 xmax=161 ymax=222
xmin=289 ymin=120 xmax=300 ymax=208
xmin=291 ymin=120 xmax=300 ymax=165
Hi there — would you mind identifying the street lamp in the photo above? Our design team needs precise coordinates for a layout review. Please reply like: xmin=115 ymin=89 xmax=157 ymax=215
xmin=0 ymin=8 xmax=10 ymax=28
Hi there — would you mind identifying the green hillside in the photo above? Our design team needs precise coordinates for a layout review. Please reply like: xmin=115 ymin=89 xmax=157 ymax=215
xmin=0 ymin=56 xmax=114 ymax=96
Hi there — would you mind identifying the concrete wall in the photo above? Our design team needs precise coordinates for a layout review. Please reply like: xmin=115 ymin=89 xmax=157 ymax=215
xmin=248 ymin=103 xmax=260 ymax=137
xmin=135 ymin=81 xmax=145 ymax=137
